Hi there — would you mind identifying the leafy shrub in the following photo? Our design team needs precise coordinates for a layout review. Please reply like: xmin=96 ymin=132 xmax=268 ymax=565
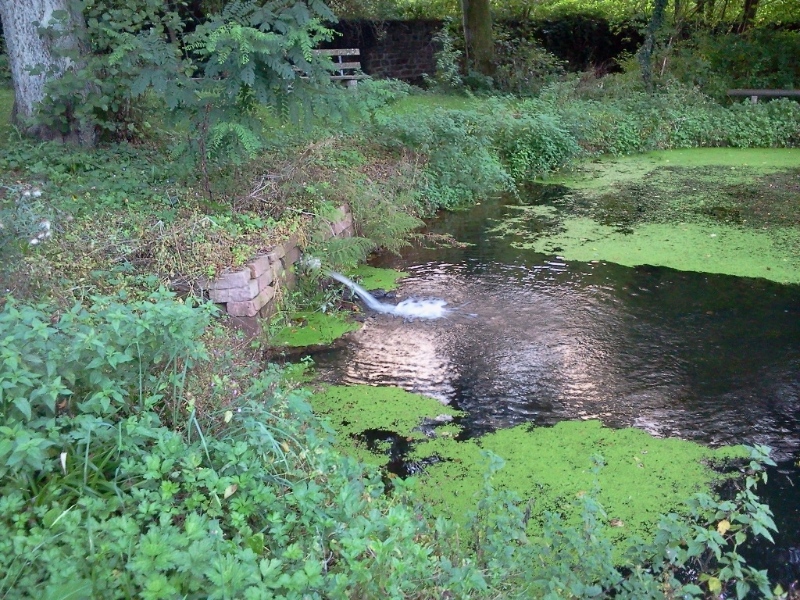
xmin=493 ymin=102 xmax=582 ymax=179
xmin=0 ymin=294 xmax=483 ymax=599
xmin=667 ymin=30 xmax=800 ymax=100
xmin=423 ymin=19 xmax=464 ymax=91
xmin=534 ymin=79 xmax=800 ymax=155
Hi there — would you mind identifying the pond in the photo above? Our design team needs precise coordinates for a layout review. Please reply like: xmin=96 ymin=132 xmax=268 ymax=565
xmin=313 ymin=149 xmax=800 ymax=581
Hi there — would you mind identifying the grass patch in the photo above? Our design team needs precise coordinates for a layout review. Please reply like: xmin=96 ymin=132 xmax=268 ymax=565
xmin=376 ymin=92 xmax=484 ymax=117
xmin=0 ymin=87 xmax=13 ymax=140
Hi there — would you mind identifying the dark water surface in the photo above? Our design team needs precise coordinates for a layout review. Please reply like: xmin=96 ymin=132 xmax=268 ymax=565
xmin=314 ymin=192 xmax=800 ymax=580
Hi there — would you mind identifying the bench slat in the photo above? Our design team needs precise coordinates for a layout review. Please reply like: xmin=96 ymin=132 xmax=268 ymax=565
xmin=330 ymin=74 xmax=369 ymax=80
xmin=315 ymin=48 xmax=360 ymax=56
xmin=329 ymin=61 xmax=361 ymax=70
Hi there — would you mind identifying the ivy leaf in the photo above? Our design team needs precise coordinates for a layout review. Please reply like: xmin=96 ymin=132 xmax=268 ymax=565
xmin=707 ymin=577 xmax=722 ymax=594
xmin=42 ymin=580 xmax=92 ymax=600
xmin=716 ymin=519 xmax=731 ymax=535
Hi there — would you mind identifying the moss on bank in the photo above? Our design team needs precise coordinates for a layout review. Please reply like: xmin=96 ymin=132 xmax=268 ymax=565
xmin=270 ymin=311 xmax=360 ymax=347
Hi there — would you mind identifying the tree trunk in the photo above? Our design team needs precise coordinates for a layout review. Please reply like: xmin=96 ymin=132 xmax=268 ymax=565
xmin=0 ymin=0 xmax=94 ymax=144
xmin=461 ymin=0 xmax=494 ymax=77
xmin=638 ymin=0 xmax=669 ymax=92
xmin=738 ymin=0 xmax=760 ymax=32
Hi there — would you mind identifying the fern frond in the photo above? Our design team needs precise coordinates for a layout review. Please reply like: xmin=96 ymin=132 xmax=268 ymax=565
xmin=311 ymin=237 xmax=374 ymax=271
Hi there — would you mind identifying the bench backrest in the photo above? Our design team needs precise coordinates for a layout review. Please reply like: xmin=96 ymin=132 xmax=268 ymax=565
xmin=727 ymin=89 xmax=800 ymax=103
xmin=314 ymin=48 xmax=363 ymax=80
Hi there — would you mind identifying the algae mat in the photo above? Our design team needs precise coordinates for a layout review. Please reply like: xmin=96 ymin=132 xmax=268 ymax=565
xmin=311 ymin=385 xmax=745 ymax=544
xmin=503 ymin=149 xmax=800 ymax=284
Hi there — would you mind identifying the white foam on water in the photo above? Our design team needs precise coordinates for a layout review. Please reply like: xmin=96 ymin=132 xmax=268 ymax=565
xmin=391 ymin=298 xmax=451 ymax=320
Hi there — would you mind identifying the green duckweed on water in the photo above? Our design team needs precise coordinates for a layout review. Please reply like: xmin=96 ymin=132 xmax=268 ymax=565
xmin=311 ymin=384 xmax=461 ymax=465
xmin=270 ymin=311 xmax=360 ymax=347
xmin=504 ymin=148 xmax=800 ymax=283
xmin=553 ymin=148 xmax=800 ymax=191
xmin=510 ymin=217 xmax=800 ymax=283
xmin=310 ymin=384 xmax=746 ymax=544
xmin=413 ymin=421 xmax=745 ymax=544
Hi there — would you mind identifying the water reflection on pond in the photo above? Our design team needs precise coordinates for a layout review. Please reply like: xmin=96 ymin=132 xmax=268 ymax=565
xmin=313 ymin=188 xmax=800 ymax=578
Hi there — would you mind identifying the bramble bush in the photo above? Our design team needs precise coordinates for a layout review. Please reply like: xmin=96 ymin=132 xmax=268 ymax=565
xmin=0 ymin=293 xmax=786 ymax=599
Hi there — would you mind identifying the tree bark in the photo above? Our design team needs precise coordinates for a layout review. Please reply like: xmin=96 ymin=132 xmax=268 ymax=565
xmin=738 ymin=0 xmax=760 ymax=32
xmin=0 ymin=0 xmax=94 ymax=144
xmin=461 ymin=0 xmax=494 ymax=77
xmin=638 ymin=0 xmax=668 ymax=92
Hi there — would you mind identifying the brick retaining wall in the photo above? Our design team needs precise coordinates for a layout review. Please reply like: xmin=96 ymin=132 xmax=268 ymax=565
xmin=202 ymin=204 xmax=354 ymax=332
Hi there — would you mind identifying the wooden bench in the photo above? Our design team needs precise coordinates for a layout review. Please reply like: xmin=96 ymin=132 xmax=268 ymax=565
xmin=314 ymin=48 xmax=368 ymax=88
xmin=727 ymin=89 xmax=800 ymax=104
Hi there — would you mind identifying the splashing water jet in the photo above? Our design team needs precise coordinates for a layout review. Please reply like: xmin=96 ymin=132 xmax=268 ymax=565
xmin=327 ymin=271 xmax=451 ymax=320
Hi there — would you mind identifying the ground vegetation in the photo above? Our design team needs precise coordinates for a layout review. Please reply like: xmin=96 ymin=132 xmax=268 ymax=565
xmin=0 ymin=0 xmax=799 ymax=597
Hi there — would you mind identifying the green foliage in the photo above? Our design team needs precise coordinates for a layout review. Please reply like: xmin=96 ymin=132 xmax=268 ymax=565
xmin=666 ymin=30 xmax=800 ymax=100
xmin=493 ymin=102 xmax=582 ymax=179
xmin=0 ymin=293 xmax=785 ymax=598
xmin=37 ymin=0 xmax=345 ymax=189
xmin=423 ymin=20 xmax=464 ymax=91
xmin=0 ymin=140 xmax=177 ymax=213
xmin=370 ymin=85 xmax=800 ymax=211
xmin=311 ymin=235 xmax=376 ymax=270
xmin=375 ymin=108 xmax=513 ymax=210
xmin=537 ymin=78 xmax=800 ymax=154
xmin=0 ymin=295 xmax=477 ymax=599
xmin=493 ymin=28 xmax=567 ymax=96
xmin=0 ymin=292 xmax=214 ymax=505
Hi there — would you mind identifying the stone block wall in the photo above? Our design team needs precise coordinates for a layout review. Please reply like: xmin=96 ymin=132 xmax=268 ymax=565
xmin=203 ymin=205 xmax=354 ymax=327
xmin=328 ymin=17 xmax=641 ymax=83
